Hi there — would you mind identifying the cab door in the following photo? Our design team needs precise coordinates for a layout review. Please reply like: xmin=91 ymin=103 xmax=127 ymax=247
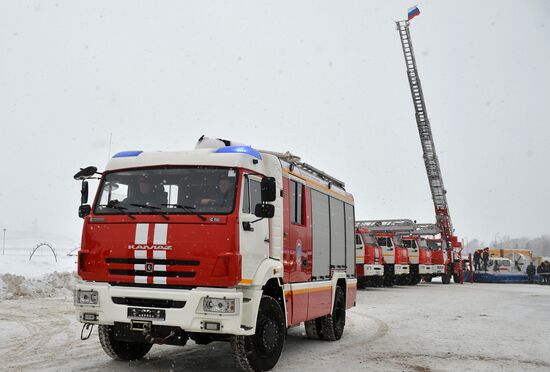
xmin=379 ymin=236 xmax=395 ymax=264
xmin=239 ymin=174 xmax=269 ymax=283
xmin=355 ymin=234 xmax=365 ymax=264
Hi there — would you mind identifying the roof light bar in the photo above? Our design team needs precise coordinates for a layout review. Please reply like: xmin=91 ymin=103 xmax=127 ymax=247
xmin=112 ymin=151 xmax=143 ymax=158
xmin=214 ymin=146 xmax=262 ymax=160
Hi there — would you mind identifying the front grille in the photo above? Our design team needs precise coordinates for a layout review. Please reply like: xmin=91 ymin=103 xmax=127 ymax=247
xmin=112 ymin=296 xmax=186 ymax=309
xmin=106 ymin=258 xmax=200 ymax=266
xmin=109 ymin=269 xmax=195 ymax=278
xmin=106 ymin=257 xmax=200 ymax=282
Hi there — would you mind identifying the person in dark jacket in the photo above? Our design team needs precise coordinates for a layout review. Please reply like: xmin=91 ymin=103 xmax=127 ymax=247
xmin=540 ymin=261 xmax=550 ymax=285
xmin=473 ymin=250 xmax=481 ymax=271
xmin=526 ymin=262 xmax=536 ymax=284
xmin=482 ymin=248 xmax=490 ymax=271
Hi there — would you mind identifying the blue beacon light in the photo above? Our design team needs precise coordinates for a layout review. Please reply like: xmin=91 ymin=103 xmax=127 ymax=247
xmin=112 ymin=150 xmax=143 ymax=158
xmin=214 ymin=146 xmax=262 ymax=160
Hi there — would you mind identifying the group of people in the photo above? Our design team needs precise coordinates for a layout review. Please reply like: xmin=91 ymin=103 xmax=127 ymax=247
xmin=473 ymin=247 xmax=490 ymax=271
xmin=526 ymin=260 xmax=550 ymax=285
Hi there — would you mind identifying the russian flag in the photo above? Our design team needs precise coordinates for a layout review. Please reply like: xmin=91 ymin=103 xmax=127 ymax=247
xmin=408 ymin=5 xmax=420 ymax=21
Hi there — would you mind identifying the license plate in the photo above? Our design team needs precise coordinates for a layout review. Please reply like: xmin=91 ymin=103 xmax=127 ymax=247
xmin=127 ymin=307 xmax=165 ymax=320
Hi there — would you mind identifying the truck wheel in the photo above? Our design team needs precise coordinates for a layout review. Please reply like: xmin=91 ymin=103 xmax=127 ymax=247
xmin=409 ymin=274 xmax=420 ymax=286
xmin=98 ymin=325 xmax=152 ymax=361
xmin=424 ymin=276 xmax=432 ymax=283
xmin=231 ymin=295 xmax=285 ymax=372
xmin=442 ymin=274 xmax=451 ymax=284
xmin=453 ymin=274 xmax=460 ymax=283
xmin=383 ymin=275 xmax=394 ymax=287
xmin=304 ymin=318 xmax=322 ymax=339
xmin=318 ymin=286 xmax=346 ymax=341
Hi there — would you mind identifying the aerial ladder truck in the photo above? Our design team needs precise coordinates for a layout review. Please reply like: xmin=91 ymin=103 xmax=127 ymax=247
xmin=395 ymin=19 xmax=464 ymax=284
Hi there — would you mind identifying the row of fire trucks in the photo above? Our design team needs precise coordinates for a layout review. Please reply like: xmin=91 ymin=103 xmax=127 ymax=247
xmin=355 ymin=219 xmax=461 ymax=287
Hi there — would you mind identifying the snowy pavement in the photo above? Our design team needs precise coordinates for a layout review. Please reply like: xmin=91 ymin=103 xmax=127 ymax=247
xmin=1 ymin=282 xmax=549 ymax=371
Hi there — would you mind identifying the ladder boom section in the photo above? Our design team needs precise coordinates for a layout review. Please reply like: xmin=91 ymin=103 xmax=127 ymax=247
xmin=356 ymin=219 xmax=415 ymax=232
xmin=396 ymin=20 xmax=454 ymax=242
xmin=356 ymin=220 xmax=441 ymax=236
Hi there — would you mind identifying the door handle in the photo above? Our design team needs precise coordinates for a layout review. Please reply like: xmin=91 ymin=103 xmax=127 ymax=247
xmin=242 ymin=221 xmax=254 ymax=232
xmin=302 ymin=258 xmax=308 ymax=266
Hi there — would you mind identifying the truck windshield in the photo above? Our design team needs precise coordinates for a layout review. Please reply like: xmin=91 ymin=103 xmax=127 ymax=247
xmin=95 ymin=167 xmax=238 ymax=215
xmin=362 ymin=233 xmax=378 ymax=245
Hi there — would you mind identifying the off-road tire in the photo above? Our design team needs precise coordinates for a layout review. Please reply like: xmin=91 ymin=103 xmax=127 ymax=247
xmin=453 ymin=274 xmax=460 ymax=283
xmin=317 ymin=286 xmax=346 ymax=341
xmin=408 ymin=274 xmax=420 ymax=286
xmin=304 ymin=319 xmax=321 ymax=339
xmin=231 ymin=295 xmax=285 ymax=371
xmin=442 ymin=273 xmax=452 ymax=284
xmin=98 ymin=325 xmax=153 ymax=361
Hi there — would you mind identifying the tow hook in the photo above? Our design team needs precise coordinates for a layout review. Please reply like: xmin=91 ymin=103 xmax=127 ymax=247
xmin=81 ymin=323 xmax=94 ymax=340
xmin=130 ymin=320 xmax=175 ymax=344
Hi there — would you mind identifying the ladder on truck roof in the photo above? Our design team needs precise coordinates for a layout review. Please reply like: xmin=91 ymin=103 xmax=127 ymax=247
xmin=261 ymin=149 xmax=346 ymax=190
xmin=396 ymin=20 xmax=454 ymax=243
xmin=356 ymin=219 xmax=416 ymax=232
xmin=356 ymin=219 xmax=441 ymax=236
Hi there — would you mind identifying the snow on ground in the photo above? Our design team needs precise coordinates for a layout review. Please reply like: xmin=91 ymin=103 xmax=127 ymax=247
xmin=1 ymin=282 xmax=549 ymax=371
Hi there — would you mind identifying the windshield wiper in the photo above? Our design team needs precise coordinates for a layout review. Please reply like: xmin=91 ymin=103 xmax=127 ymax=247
xmin=162 ymin=204 xmax=206 ymax=221
xmin=130 ymin=204 xmax=170 ymax=220
xmin=100 ymin=203 xmax=136 ymax=220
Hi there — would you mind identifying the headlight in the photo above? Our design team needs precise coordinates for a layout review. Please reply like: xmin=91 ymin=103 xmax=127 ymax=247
xmin=75 ymin=290 xmax=99 ymax=305
xmin=202 ymin=297 xmax=236 ymax=313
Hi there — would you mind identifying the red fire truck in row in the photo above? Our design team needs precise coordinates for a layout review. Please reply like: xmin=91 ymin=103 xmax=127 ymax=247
xmin=73 ymin=137 xmax=357 ymax=372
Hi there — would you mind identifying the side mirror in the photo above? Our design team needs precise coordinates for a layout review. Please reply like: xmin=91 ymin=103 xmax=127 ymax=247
xmin=260 ymin=177 xmax=276 ymax=202
xmin=254 ymin=203 xmax=275 ymax=218
xmin=74 ymin=166 xmax=98 ymax=180
xmin=81 ymin=181 xmax=89 ymax=204
xmin=79 ymin=205 xmax=91 ymax=218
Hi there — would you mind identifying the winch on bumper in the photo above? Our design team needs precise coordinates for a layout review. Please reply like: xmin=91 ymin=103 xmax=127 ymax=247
xmin=74 ymin=282 xmax=258 ymax=336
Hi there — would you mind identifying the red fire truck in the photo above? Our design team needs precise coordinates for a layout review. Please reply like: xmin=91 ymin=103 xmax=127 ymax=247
xmin=355 ymin=227 xmax=384 ymax=287
xmin=73 ymin=137 xmax=357 ymax=371
xmin=401 ymin=235 xmax=432 ymax=285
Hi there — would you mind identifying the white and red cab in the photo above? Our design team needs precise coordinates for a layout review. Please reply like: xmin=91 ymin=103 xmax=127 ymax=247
xmin=401 ymin=235 xmax=433 ymax=284
xmin=374 ymin=233 xmax=410 ymax=286
xmin=355 ymin=227 xmax=384 ymax=287
xmin=73 ymin=137 xmax=357 ymax=371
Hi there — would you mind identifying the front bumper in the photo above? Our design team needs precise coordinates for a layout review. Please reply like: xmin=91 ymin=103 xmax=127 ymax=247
xmin=419 ymin=264 xmax=433 ymax=275
xmin=433 ymin=265 xmax=446 ymax=274
xmin=395 ymin=265 xmax=410 ymax=275
xmin=363 ymin=264 xmax=384 ymax=276
xmin=74 ymin=282 xmax=259 ymax=336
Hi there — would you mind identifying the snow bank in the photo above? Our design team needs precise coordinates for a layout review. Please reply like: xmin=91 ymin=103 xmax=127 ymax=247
xmin=0 ymin=271 xmax=77 ymax=300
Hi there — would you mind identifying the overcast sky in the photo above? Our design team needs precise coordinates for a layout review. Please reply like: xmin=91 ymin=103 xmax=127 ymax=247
xmin=0 ymin=0 xmax=549 ymax=246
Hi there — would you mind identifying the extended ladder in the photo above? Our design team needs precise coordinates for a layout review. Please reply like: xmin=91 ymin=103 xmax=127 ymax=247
xmin=396 ymin=20 xmax=454 ymax=243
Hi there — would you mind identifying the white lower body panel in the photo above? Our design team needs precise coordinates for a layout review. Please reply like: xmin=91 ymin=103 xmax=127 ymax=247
xmin=419 ymin=265 xmax=433 ymax=275
xmin=363 ymin=264 xmax=384 ymax=276
xmin=433 ymin=265 xmax=446 ymax=274
xmin=395 ymin=265 xmax=410 ymax=275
